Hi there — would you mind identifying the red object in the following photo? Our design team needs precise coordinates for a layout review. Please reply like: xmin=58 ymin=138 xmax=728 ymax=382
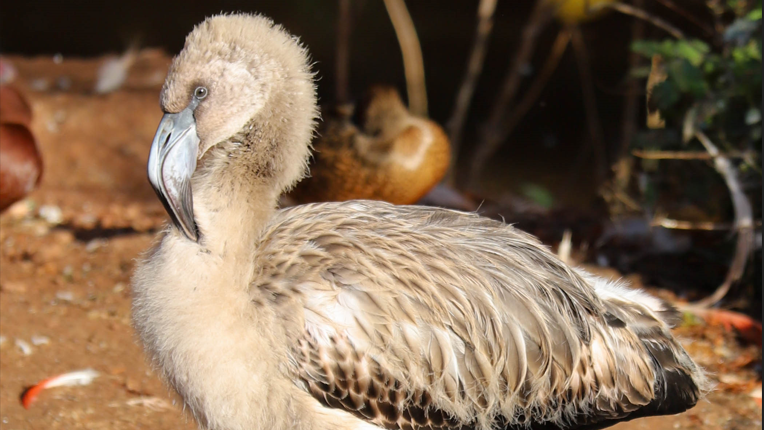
xmin=0 ymin=85 xmax=32 ymax=126
xmin=0 ymin=85 xmax=42 ymax=211
xmin=21 ymin=376 xmax=57 ymax=409
xmin=21 ymin=368 xmax=99 ymax=409
xmin=701 ymin=308 xmax=763 ymax=346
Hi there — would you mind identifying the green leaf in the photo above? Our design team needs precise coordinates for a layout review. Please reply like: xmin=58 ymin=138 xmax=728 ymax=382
xmin=703 ymin=54 xmax=722 ymax=74
xmin=732 ymin=40 xmax=762 ymax=63
xmin=520 ymin=184 xmax=554 ymax=209
xmin=680 ymin=311 xmax=703 ymax=327
xmin=631 ymin=40 xmax=663 ymax=58
xmin=651 ymin=80 xmax=680 ymax=110
xmin=668 ymin=60 xmax=707 ymax=97
xmin=631 ymin=39 xmax=710 ymax=66
xmin=746 ymin=8 xmax=762 ymax=20
xmin=674 ymin=40 xmax=711 ymax=66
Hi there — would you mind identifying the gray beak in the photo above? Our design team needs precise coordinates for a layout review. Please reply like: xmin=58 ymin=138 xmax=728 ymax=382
xmin=147 ymin=103 xmax=200 ymax=242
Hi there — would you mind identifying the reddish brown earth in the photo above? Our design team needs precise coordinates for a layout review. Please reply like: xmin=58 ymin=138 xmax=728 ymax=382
xmin=0 ymin=53 xmax=760 ymax=430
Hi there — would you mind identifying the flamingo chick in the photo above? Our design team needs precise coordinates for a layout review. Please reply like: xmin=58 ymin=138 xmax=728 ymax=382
xmin=132 ymin=14 xmax=708 ymax=430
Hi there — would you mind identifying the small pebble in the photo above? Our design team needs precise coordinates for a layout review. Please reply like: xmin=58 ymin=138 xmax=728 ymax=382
xmin=56 ymin=291 xmax=75 ymax=302
xmin=113 ymin=283 xmax=125 ymax=293
xmin=0 ymin=335 xmax=6 ymax=346
xmin=39 ymin=205 xmax=63 ymax=225
xmin=62 ymin=265 xmax=74 ymax=282
xmin=15 ymin=339 xmax=32 ymax=355
xmin=85 ymin=239 xmax=105 ymax=253
xmin=31 ymin=335 xmax=50 ymax=346
xmin=53 ymin=53 xmax=63 ymax=64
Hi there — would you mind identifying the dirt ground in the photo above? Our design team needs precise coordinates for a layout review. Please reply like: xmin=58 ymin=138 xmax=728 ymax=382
xmin=0 ymin=53 xmax=761 ymax=430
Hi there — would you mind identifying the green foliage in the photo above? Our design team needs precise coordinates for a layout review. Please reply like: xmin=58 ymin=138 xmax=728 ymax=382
xmin=630 ymin=1 xmax=762 ymax=148
xmin=631 ymin=39 xmax=710 ymax=66
xmin=520 ymin=183 xmax=555 ymax=209
xmin=622 ymin=0 xmax=762 ymax=223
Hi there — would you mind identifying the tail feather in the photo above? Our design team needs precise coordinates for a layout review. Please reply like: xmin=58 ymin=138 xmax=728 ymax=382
xmin=580 ymin=272 xmax=711 ymax=426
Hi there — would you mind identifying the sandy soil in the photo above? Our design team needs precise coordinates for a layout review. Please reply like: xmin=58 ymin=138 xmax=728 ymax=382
xmin=0 ymin=54 xmax=760 ymax=430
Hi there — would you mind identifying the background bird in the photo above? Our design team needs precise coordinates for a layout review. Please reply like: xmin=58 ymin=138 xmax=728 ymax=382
xmin=289 ymin=84 xmax=450 ymax=206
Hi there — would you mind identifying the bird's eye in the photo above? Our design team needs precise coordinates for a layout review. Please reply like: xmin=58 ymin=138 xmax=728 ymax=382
xmin=194 ymin=86 xmax=208 ymax=100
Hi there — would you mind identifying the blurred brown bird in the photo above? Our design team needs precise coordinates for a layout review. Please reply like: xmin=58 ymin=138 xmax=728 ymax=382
xmin=0 ymin=85 xmax=43 ymax=211
xmin=289 ymin=85 xmax=450 ymax=205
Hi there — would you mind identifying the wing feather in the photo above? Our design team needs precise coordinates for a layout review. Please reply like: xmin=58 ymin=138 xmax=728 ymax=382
xmin=251 ymin=201 xmax=704 ymax=429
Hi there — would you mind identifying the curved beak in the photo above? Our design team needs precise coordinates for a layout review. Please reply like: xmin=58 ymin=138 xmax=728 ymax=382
xmin=147 ymin=104 xmax=200 ymax=242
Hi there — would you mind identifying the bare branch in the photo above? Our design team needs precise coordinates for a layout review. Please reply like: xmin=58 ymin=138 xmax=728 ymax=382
xmin=445 ymin=0 xmax=497 ymax=183
xmin=692 ymin=130 xmax=755 ymax=308
xmin=335 ymin=0 xmax=351 ymax=103
xmin=570 ymin=25 xmax=608 ymax=182
xmin=470 ymin=0 xmax=554 ymax=185
xmin=654 ymin=0 xmax=715 ymax=36
xmin=651 ymin=217 xmax=732 ymax=231
xmin=593 ymin=2 xmax=685 ymax=39
xmin=383 ymin=0 xmax=428 ymax=117
xmin=632 ymin=149 xmax=757 ymax=160
xmin=491 ymin=28 xmax=571 ymax=154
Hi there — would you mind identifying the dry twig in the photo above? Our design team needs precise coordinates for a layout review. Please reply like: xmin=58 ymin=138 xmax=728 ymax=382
xmin=692 ymin=130 xmax=755 ymax=308
xmin=654 ymin=0 xmax=715 ymax=36
xmin=491 ymin=29 xmax=572 ymax=155
xmin=651 ymin=216 xmax=733 ymax=231
xmin=592 ymin=2 xmax=685 ymax=39
xmin=646 ymin=54 xmax=668 ymax=129
xmin=570 ymin=25 xmax=608 ymax=182
xmin=609 ymin=0 xmax=646 ymax=213
xmin=632 ymin=149 xmax=756 ymax=160
xmin=446 ymin=0 xmax=498 ymax=183
xmin=335 ymin=0 xmax=351 ymax=103
xmin=470 ymin=0 xmax=555 ymax=185
xmin=383 ymin=0 xmax=428 ymax=117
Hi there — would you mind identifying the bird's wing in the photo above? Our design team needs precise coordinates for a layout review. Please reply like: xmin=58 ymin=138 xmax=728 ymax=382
xmin=253 ymin=201 xmax=677 ymax=429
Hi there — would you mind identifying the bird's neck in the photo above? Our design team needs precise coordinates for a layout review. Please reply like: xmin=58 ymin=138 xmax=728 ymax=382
xmin=190 ymin=167 xmax=281 ymax=259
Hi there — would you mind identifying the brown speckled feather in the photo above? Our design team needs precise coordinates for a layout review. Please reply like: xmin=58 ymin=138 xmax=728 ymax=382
xmin=249 ymin=201 xmax=708 ymax=430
